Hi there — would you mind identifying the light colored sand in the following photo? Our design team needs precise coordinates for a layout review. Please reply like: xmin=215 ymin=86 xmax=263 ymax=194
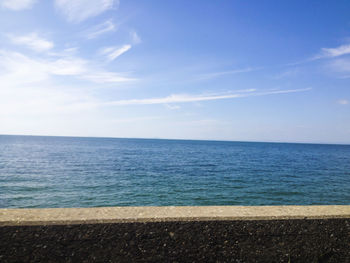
xmin=0 ymin=205 xmax=349 ymax=226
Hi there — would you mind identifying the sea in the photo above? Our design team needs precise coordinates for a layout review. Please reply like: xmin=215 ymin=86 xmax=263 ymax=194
xmin=0 ymin=135 xmax=349 ymax=208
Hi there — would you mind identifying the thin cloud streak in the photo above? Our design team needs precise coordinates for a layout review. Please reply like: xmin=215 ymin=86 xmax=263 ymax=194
xmin=288 ymin=43 xmax=350 ymax=66
xmin=105 ymin=88 xmax=312 ymax=106
xmin=9 ymin=33 xmax=54 ymax=52
xmin=100 ymin=45 xmax=131 ymax=61
xmin=86 ymin=20 xmax=116 ymax=39
xmin=197 ymin=67 xmax=259 ymax=80
xmin=83 ymin=72 xmax=136 ymax=83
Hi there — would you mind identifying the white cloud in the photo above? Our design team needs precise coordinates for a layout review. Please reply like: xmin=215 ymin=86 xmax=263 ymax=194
xmin=105 ymin=88 xmax=311 ymax=106
xmin=85 ymin=20 xmax=116 ymax=39
xmin=0 ymin=49 xmax=135 ymax=86
xmin=82 ymin=71 xmax=135 ymax=83
xmin=0 ymin=85 xmax=97 ymax=116
xmin=0 ymin=52 xmax=97 ymax=118
xmin=50 ymin=57 xmax=87 ymax=75
xmin=291 ymin=43 xmax=350 ymax=65
xmin=0 ymin=50 xmax=50 ymax=85
xmin=197 ymin=67 xmax=257 ymax=80
xmin=55 ymin=0 xmax=117 ymax=23
xmin=9 ymin=33 xmax=54 ymax=52
xmin=319 ymin=44 xmax=350 ymax=58
xmin=338 ymin=99 xmax=349 ymax=105
xmin=99 ymin=45 xmax=131 ymax=61
xmin=0 ymin=0 xmax=37 ymax=10
xmin=313 ymin=44 xmax=350 ymax=60
xmin=0 ymin=50 xmax=87 ymax=81
xmin=0 ymin=48 xmax=135 ymax=123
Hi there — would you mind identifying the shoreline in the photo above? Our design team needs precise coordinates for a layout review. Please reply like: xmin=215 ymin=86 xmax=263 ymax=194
xmin=1 ymin=205 xmax=349 ymax=226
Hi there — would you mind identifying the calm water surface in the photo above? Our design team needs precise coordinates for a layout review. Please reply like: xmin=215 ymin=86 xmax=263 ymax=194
xmin=0 ymin=135 xmax=349 ymax=208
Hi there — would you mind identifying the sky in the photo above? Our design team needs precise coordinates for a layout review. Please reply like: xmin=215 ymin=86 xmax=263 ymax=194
xmin=0 ymin=0 xmax=350 ymax=144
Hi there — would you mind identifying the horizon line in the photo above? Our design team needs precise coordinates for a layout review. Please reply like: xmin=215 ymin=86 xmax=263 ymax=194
xmin=1 ymin=133 xmax=349 ymax=146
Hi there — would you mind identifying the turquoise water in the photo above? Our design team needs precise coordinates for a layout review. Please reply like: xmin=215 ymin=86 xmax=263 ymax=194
xmin=0 ymin=135 xmax=349 ymax=208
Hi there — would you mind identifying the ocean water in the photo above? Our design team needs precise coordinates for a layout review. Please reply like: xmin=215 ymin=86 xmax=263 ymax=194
xmin=0 ymin=135 xmax=349 ymax=208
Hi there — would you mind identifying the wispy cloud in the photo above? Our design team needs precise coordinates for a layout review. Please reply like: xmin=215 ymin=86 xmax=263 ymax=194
xmin=0 ymin=50 xmax=50 ymax=85
xmin=0 ymin=0 xmax=37 ymax=10
xmin=111 ymin=116 xmax=162 ymax=123
xmin=55 ymin=0 xmax=117 ymax=23
xmin=105 ymin=88 xmax=311 ymax=106
xmin=130 ymin=31 xmax=141 ymax=44
xmin=85 ymin=20 xmax=116 ymax=39
xmin=50 ymin=57 xmax=87 ymax=75
xmin=271 ymin=68 xmax=299 ymax=79
xmin=316 ymin=44 xmax=350 ymax=59
xmin=99 ymin=45 xmax=131 ymax=61
xmin=0 ymin=51 xmax=97 ymax=117
xmin=9 ymin=33 xmax=54 ymax=52
xmin=165 ymin=104 xmax=181 ymax=110
xmin=48 ymin=47 xmax=79 ymax=57
xmin=328 ymin=58 xmax=350 ymax=74
xmin=0 ymin=49 xmax=135 ymax=85
xmin=288 ymin=43 xmax=350 ymax=66
xmin=197 ymin=67 xmax=258 ymax=80
xmin=82 ymin=72 xmax=135 ymax=83
xmin=338 ymin=99 xmax=349 ymax=105
xmin=0 ymin=43 xmax=138 ymax=124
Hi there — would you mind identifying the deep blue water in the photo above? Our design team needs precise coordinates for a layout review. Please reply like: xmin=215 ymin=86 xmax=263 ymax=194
xmin=0 ymin=135 xmax=349 ymax=208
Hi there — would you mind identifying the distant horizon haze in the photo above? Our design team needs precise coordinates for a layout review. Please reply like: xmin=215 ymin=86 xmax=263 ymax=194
xmin=1 ymin=134 xmax=349 ymax=146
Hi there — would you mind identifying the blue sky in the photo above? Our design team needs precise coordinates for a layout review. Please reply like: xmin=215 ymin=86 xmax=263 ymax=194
xmin=0 ymin=0 xmax=349 ymax=144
